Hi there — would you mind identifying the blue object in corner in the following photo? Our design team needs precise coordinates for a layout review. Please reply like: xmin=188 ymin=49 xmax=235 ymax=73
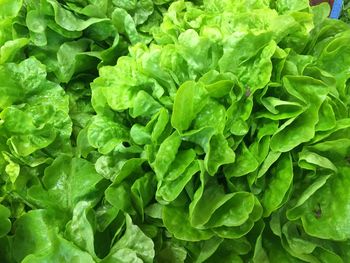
xmin=330 ymin=0 xmax=343 ymax=19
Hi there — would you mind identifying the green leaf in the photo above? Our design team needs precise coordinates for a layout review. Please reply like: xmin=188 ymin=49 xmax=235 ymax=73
xmin=103 ymin=214 xmax=155 ymax=263
xmin=156 ymin=159 xmax=199 ymax=203
xmin=12 ymin=210 xmax=53 ymax=262
xmin=87 ymin=116 xmax=129 ymax=154
xmin=171 ymin=81 xmax=208 ymax=132
xmin=65 ymin=201 xmax=96 ymax=258
xmin=261 ymin=153 xmax=293 ymax=216
xmin=22 ymin=234 xmax=96 ymax=263
xmin=28 ymin=155 xmax=103 ymax=212
xmin=105 ymin=183 xmax=135 ymax=215
xmin=152 ymin=131 xmax=181 ymax=180
xmin=270 ymin=76 xmax=329 ymax=152
xmin=224 ymin=143 xmax=259 ymax=178
xmin=131 ymin=173 xmax=157 ymax=216
xmin=47 ymin=0 xmax=108 ymax=31
xmin=156 ymin=241 xmax=187 ymax=263
xmin=289 ymin=166 xmax=350 ymax=240
xmin=0 ymin=38 xmax=29 ymax=64
xmin=163 ymin=205 xmax=214 ymax=242
xmin=0 ymin=204 xmax=11 ymax=238
xmin=205 ymin=134 xmax=235 ymax=175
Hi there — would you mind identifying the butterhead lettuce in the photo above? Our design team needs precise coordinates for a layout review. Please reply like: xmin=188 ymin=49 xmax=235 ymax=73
xmin=1 ymin=0 xmax=350 ymax=262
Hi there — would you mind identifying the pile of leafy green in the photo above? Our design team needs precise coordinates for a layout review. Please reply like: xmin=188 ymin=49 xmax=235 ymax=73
xmin=1 ymin=0 xmax=350 ymax=262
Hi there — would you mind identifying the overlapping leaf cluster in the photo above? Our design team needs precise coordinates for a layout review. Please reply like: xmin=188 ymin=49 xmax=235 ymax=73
xmin=340 ymin=0 xmax=350 ymax=23
xmin=1 ymin=0 xmax=350 ymax=262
